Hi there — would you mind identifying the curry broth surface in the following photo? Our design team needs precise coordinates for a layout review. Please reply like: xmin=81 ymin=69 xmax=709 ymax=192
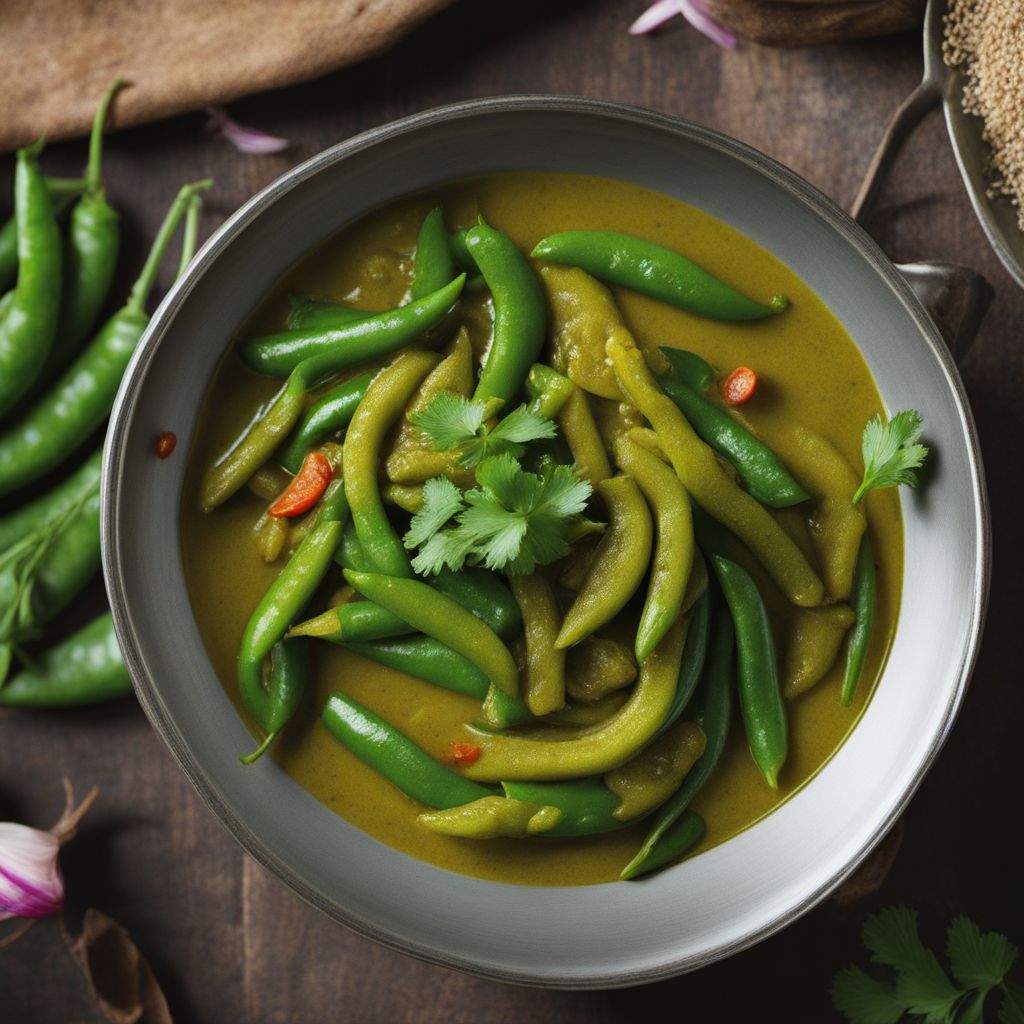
xmin=181 ymin=171 xmax=902 ymax=886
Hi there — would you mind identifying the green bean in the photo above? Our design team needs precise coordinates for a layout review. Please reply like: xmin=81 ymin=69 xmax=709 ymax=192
xmin=322 ymin=692 xmax=493 ymax=808
xmin=624 ymin=811 xmax=706 ymax=879
xmin=240 ymin=638 xmax=309 ymax=764
xmin=657 ymin=589 xmax=710 ymax=737
xmin=659 ymin=347 xmax=716 ymax=392
xmin=286 ymin=295 xmax=371 ymax=331
xmin=841 ymin=534 xmax=876 ymax=707
xmin=410 ymin=208 xmax=455 ymax=300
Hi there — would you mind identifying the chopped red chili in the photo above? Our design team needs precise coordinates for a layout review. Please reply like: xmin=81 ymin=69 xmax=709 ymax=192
xmin=722 ymin=366 xmax=758 ymax=405
xmin=269 ymin=451 xmax=334 ymax=518
xmin=155 ymin=431 xmax=177 ymax=459
xmin=450 ymin=742 xmax=482 ymax=765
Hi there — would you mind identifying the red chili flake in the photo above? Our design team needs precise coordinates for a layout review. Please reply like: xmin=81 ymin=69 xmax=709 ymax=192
xmin=155 ymin=432 xmax=177 ymax=459
xmin=450 ymin=742 xmax=482 ymax=765
xmin=721 ymin=366 xmax=758 ymax=405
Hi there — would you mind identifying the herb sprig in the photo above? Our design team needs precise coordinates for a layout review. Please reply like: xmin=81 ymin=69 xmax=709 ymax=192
xmin=411 ymin=393 xmax=556 ymax=468
xmin=832 ymin=907 xmax=1023 ymax=1024
xmin=403 ymin=454 xmax=592 ymax=576
xmin=854 ymin=410 xmax=929 ymax=504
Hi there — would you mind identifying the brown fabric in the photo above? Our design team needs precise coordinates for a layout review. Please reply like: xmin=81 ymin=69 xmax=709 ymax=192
xmin=706 ymin=0 xmax=926 ymax=47
xmin=0 ymin=0 xmax=455 ymax=152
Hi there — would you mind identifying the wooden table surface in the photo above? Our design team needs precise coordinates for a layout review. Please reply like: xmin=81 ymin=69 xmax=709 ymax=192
xmin=3 ymin=1 xmax=1022 ymax=1020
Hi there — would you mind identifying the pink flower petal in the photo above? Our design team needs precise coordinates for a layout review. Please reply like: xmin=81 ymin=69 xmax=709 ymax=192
xmin=0 ymin=824 xmax=64 ymax=919
xmin=678 ymin=0 xmax=737 ymax=48
xmin=206 ymin=106 xmax=291 ymax=155
xmin=629 ymin=0 xmax=683 ymax=34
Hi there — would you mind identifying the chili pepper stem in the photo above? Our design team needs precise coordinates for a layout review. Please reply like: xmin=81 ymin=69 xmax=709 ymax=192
xmin=176 ymin=192 xmax=202 ymax=280
xmin=240 ymin=731 xmax=277 ymax=766
xmin=85 ymin=79 xmax=125 ymax=194
xmin=126 ymin=179 xmax=212 ymax=314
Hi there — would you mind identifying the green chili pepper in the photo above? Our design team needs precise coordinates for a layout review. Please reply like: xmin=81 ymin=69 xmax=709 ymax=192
xmin=658 ymin=589 xmax=711 ymax=736
xmin=841 ymin=534 xmax=876 ymax=707
xmin=286 ymin=295 xmax=371 ymax=331
xmin=0 ymin=178 xmax=87 ymax=293
xmin=343 ymin=635 xmax=532 ymax=728
xmin=292 ymin=601 xmax=411 ymax=644
xmin=614 ymin=434 xmax=694 ymax=662
xmin=343 ymin=349 xmax=440 ymax=575
xmin=531 ymin=230 xmax=786 ymax=320
xmin=238 ymin=481 xmax=349 ymax=756
xmin=276 ymin=370 xmax=374 ymax=474
xmin=500 ymin=779 xmax=623 ymax=838
xmin=465 ymin=221 xmax=546 ymax=404
xmin=621 ymin=602 xmax=733 ymax=880
xmin=343 ymin=570 xmax=519 ymax=698
xmin=238 ymin=274 xmax=465 ymax=377
xmin=0 ymin=180 xmax=210 ymax=496
xmin=555 ymin=475 xmax=653 ymax=649
xmin=608 ymin=337 xmax=824 ymax=607
xmin=42 ymin=80 xmax=124 ymax=382
xmin=240 ymin=638 xmax=309 ymax=765
xmin=659 ymin=347 xmax=716 ymax=392
xmin=710 ymin=552 xmax=786 ymax=789
xmin=658 ymin=354 xmax=810 ymax=509
xmin=0 ymin=612 xmax=130 ymax=709
xmin=0 ymin=142 xmax=63 ymax=418
xmin=625 ymin=810 xmax=706 ymax=879
xmin=322 ymin=692 xmax=494 ymax=808
xmin=410 ymin=207 xmax=455 ymax=300
xmin=460 ymin=617 xmax=686 ymax=782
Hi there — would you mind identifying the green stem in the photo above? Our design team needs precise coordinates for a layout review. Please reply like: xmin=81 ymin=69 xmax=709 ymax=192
xmin=239 ymin=730 xmax=277 ymax=766
xmin=127 ymin=179 xmax=212 ymax=313
xmin=176 ymin=193 xmax=202 ymax=280
xmin=85 ymin=79 xmax=125 ymax=194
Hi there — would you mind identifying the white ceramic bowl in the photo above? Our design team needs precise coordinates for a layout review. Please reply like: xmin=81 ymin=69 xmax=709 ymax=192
xmin=101 ymin=97 xmax=989 ymax=987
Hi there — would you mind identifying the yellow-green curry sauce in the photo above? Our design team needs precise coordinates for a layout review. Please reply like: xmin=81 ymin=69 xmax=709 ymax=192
xmin=181 ymin=172 xmax=902 ymax=886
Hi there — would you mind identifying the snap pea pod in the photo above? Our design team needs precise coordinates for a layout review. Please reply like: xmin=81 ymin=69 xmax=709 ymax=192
xmin=343 ymin=570 xmax=519 ymax=699
xmin=459 ymin=617 xmax=685 ymax=782
xmin=841 ymin=534 xmax=876 ymax=707
xmin=531 ymin=230 xmax=786 ymax=320
xmin=43 ymin=80 xmax=124 ymax=381
xmin=0 ymin=180 xmax=210 ymax=496
xmin=0 ymin=178 xmax=87 ymax=293
xmin=276 ymin=370 xmax=375 ymax=474
xmin=322 ymin=692 xmax=494 ymax=808
xmin=621 ymin=603 xmax=733 ymax=880
xmin=625 ymin=811 xmax=706 ymax=879
xmin=607 ymin=337 xmax=824 ymax=607
xmin=658 ymin=356 xmax=810 ymax=509
xmin=237 ymin=482 xmax=349 ymax=757
xmin=410 ymin=208 xmax=455 ymax=300
xmin=465 ymin=222 xmax=546 ymax=404
xmin=343 ymin=635 xmax=532 ymax=728
xmin=343 ymin=349 xmax=440 ymax=576
xmin=0 ymin=142 xmax=62 ymax=418
xmin=555 ymin=475 xmax=653 ymax=649
xmin=614 ymin=434 xmax=694 ymax=662
xmin=239 ymin=638 xmax=309 ymax=765
xmin=0 ymin=613 xmax=130 ymax=709
xmin=287 ymin=295 xmax=371 ymax=331
xmin=501 ymin=779 xmax=624 ymax=838
xmin=418 ymin=797 xmax=561 ymax=838
xmin=239 ymin=274 xmax=465 ymax=377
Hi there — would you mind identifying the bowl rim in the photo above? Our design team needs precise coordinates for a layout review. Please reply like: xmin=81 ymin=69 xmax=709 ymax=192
xmin=101 ymin=94 xmax=991 ymax=988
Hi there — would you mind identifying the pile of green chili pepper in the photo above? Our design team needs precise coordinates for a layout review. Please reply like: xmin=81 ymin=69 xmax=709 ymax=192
xmin=0 ymin=82 xmax=212 ymax=711
xmin=199 ymin=198 xmax=901 ymax=883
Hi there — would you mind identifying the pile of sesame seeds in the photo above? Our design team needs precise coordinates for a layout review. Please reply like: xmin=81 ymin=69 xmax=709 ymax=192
xmin=944 ymin=0 xmax=1024 ymax=230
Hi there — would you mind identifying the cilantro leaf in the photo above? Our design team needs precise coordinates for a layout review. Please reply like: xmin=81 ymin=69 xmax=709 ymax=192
xmin=410 ymin=394 xmax=555 ymax=468
xmin=947 ymin=916 xmax=1018 ymax=993
xmin=853 ymin=410 xmax=929 ymax=504
xmin=404 ymin=477 xmax=465 ymax=550
xmin=1000 ymin=983 xmax=1024 ymax=1024
xmin=831 ymin=966 xmax=905 ymax=1024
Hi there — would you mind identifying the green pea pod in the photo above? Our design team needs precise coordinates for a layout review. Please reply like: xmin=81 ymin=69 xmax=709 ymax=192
xmin=659 ymin=347 xmax=716 ymax=392
xmin=531 ymin=230 xmax=786 ymax=320
xmin=0 ymin=612 xmax=131 ymax=709
xmin=342 ymin=635 xmax=532 ymax=728
xmin=238 ymin=481 xmax=349 ymax=747
xmin=239 ymin=274 xmax=466 ymax=377
xmin=43 ymin=80 xmax=124 ymax=382
xmin=841 ymin=534 xmax=876 ymax=707
xmin=0 ymin=142 xmax=63 ymax=417
xmin=659 ymin=366 xmax=810 ymax=510
xmin=711 ymin=552 xmax=787 ymax=789
xmin=240 ymin=638 xmax=309 ymax=765
xmin=501 ymin=779 xmax=623 ymax=838
xmin=621 ymin=602 xmax=733 ymax=880
xmin=286 ymin=295 xmax=371 ymax=331
xmin=0 ymin=179 xmax=210 ymax=496
xmin=0 ymin=177 xmax=88 ymax=293
xmin=625 ymin=810 xmax=706 ymax=879
xmin=465 ymin=222 xmax=546 ymax=404
xmin=276 ymin=370 xmax=375 ymax=474
xmin=410 ymin=208 xmax=455 ymax=300
xmin=322 ymin=692 xmax=494 ymax=808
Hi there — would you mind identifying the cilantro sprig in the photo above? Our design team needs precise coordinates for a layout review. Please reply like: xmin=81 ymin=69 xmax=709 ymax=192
xmin=403 ymin=454 xmax=592 ymax=576
xmin=853 ymin=410 xmax=929 ymax=504
xmin=832 ymin=907 xmax=1023 ymax=1024
xmin=410 ymin=393 xmax=556 ymax=468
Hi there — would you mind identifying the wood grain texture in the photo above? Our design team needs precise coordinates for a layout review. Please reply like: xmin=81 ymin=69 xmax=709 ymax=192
xmin=2 ymin=1 xmax=1022 ymax=1020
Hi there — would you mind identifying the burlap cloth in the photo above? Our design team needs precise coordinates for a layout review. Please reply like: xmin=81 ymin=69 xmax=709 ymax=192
xmin=0 ymin=0 xmax=924 ymax=153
